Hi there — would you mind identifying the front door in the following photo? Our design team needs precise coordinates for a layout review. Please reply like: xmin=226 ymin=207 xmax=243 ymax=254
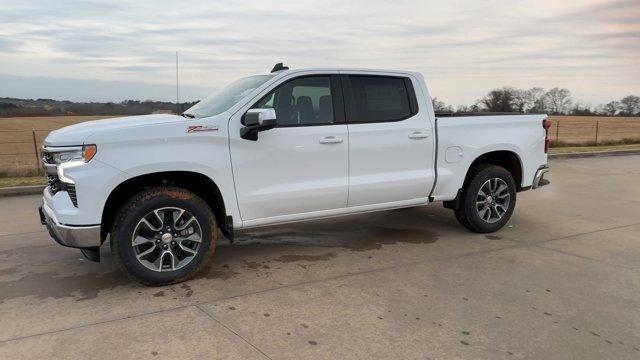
xmin=229 ymin=74 xmax=348 ymax=223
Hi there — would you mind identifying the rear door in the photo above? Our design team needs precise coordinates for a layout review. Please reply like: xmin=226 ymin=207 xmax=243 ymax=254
xmin=229 ymin=73 xmax=349 ymax=223
xmin=342 ymin=73 xmax=435 ymax=206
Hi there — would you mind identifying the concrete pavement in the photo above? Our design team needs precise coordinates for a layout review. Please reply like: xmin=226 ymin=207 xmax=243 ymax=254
xmin=0 ymin=155 xmax=639 ymax=359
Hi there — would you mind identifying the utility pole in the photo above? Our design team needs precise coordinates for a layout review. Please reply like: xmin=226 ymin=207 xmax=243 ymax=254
xmin=175 ymin=51 xmax=180 ymax=114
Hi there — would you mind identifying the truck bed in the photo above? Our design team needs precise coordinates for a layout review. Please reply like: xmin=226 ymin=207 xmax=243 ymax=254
xmin=431 ymin=114 xmax=548 ymax=201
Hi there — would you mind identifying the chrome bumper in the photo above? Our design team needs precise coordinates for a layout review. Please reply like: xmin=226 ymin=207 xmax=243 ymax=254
xmin=532 ymin=165 xmax=550 ymax=189
xmin=39 ymin=204 xmax=101 ymax=249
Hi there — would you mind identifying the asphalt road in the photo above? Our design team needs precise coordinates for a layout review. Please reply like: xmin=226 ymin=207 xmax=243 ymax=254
xmin=1 ymin=155 xmax=639 ymax=359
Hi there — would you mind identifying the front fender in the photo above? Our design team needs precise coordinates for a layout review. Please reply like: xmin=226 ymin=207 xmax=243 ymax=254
xmin=84 ymin=116 xmax=240 ymax=224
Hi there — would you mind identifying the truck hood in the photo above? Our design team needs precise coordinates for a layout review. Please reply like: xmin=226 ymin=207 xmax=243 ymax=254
xmin=44 ymin=114 xmax=184 ymax=146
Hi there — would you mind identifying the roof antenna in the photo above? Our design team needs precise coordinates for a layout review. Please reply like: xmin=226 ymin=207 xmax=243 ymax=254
xmin=271 ymin=62 xmax=289 ymax=73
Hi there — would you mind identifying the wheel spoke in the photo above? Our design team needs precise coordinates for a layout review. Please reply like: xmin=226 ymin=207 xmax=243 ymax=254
xmin=152 ymin=210 xmax=165 ymax=227
xmin=173 ymin=209 xmax=186 ymax=227
xmin=183 ymin=232 xmax=202 ymax=243
xmin=491 ymin=205 xmax=502 ymax=220
xmin=136 ymin=243 xmax=157 ymax=259
xmin=140 ymin=218 xmax=161 ymax=232
xmin=496 ymin=191 xmax=510 ymax=199
xmin=165 ymin=251 xmax=176 ymax=271
xmin=132 ymin=235 xmax=153 ymax=247
xmin=495 ymin=183 xmax=507 ymax=196
xmin=152 ymin=251 xmax=165 ymax=271
xmin=179 ymin=242 xmax=197 ymax=256
xmin=163 ymin=211 xmax=175 ymax=231
xmin=482 ymin=183 xmax=491 ymax=196
xmin=175 ymin=216 xmax=197 ymax=231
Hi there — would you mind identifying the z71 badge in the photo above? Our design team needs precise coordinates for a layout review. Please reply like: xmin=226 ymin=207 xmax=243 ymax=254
xmin=186 ymin=125 xmax=219 ymax=133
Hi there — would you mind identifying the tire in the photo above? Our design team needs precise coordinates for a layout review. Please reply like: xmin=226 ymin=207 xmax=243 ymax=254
xmin=453 ymin=164 xmax=516 ymax=233
xmin=110 ymin=187 xmax=218 ymax=286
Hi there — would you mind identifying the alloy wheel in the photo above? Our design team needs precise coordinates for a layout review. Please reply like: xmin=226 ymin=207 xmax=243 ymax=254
xmin=131 ymin=207 xmax=202 ymax=272
xmin=475 ymin=178 xmax=511 ymax=223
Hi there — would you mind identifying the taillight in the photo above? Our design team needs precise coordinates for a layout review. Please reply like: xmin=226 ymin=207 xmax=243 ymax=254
xmin=542 ymin=118 xmax=551 ymax=153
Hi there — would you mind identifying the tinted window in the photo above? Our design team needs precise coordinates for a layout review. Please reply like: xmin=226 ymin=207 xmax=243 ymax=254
xmin=348 ymin=76 xmax=413 ymax=122
xmin=253 ymin=76 xmax=334 ymax=126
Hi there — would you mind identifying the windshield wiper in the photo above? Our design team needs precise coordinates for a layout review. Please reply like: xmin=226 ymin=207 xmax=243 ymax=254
xmin=181 ymin=113 xmax=196 ymax=119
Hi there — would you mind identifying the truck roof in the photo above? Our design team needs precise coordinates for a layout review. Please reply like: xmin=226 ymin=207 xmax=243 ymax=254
xmin=259 ymin=66 xmax=423 ymax=78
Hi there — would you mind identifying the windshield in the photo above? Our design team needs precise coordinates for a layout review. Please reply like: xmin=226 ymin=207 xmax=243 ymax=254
xmin=185 ymin=75 xmax=275 ymax=117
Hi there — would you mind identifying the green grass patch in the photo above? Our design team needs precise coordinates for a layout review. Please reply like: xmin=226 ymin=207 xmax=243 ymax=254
xmin=549 ymin=143 xmax=640 ymax=154
xmin=0 ymin=176 xmax=45 ymax=188
xmin=550 ymin=137 xmax=640 ymax=147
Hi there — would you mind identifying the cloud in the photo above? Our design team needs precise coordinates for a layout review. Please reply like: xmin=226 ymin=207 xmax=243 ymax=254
xmin=0 ymin=0 xmax=638 ymax=105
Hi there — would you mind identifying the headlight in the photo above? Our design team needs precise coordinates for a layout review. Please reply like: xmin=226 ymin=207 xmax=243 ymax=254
xmin=49 ymin=145 xmax=97 ymax=164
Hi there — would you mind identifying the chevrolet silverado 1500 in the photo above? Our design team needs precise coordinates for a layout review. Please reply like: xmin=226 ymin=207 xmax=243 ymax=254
xmin=39 ymin=63 xmax=550 ymax=285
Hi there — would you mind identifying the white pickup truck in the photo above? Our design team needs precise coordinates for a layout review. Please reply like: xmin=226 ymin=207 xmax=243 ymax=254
xmin=39 ymin=64 xmax=550 ymax=285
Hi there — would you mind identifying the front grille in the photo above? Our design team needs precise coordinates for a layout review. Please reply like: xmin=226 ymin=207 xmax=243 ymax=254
xmin=66 ymin=184 xmax=78 ymax=207
xmin=42 ymin=151 xmax=54 ymax=164
xmin=41 ymin=149 xmax=78 ymax=207
xmin=45 ymin=172 xmax=61 ymax=194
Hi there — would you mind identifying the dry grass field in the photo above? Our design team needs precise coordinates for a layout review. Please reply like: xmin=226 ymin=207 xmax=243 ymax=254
xmin=0 ymin=116 xmax=116 ymax=176
xmin=548 ymin=115 xmax=640 ymax=145
xmin=1 ymin=115 xmax=639 ymax=177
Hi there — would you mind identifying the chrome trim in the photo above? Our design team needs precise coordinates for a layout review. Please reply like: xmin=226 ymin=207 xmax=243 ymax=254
xmin=532 ymin=165 xmax=550 ymax=189
xmin=42 ymin=145 xmax=83 ymax=153
xmin=40 ymin=204 xmax=101 ymax=248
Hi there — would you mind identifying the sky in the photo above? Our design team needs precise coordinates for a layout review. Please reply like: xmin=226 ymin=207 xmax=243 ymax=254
xmin=0 ymin=0 xmax=638 ymax=106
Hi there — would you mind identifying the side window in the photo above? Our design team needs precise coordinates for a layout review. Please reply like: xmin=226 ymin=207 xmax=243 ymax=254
xmin=253 ymin=76 xmax=334 ymax=126
xmin=347 ymin=75 xmax=415 ymax=123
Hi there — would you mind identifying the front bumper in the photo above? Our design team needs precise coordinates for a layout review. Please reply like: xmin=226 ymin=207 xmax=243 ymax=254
xmin=532 ymin=165 xmax=550 ymax=189
xmin=39 ymin=203 xmax=101 ymax=249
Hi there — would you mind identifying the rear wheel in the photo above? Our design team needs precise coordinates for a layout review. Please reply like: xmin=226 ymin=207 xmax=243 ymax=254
xmin=111 ymin=187 xmax=217 ymax=286
xmin=453 ymin=165 xmax=516 ymax=233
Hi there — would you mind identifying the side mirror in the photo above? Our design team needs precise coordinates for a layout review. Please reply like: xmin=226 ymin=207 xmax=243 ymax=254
xmin=241 ymin=108 xmax=277 ymax=141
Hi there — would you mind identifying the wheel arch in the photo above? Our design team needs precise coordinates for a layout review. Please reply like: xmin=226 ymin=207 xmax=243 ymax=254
xmin=101 ymin=171 xmax=229 ymax=241
xmin=444 ymin=150 xmax=524 ymax=210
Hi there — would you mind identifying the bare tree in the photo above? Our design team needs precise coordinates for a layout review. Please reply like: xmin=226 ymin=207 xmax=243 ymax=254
xmin=601 ymin=101 xmax=620 ymax=116
xmin=432 ymin=97 xmax=453 ymax=113
xmin=480 ymin=87 xmax=517 ymax=112
xmin=544 ymin=88 xmax=572 ymax=114
xmin=512 ymin=89 xmax=529 ymax=112
xmin=526 ymin=87 xmax=546 ymax=113
xmin=569 ymin=101 xmax=594 ymax=115
xmin=619 ymin=95 xmax=640 ymax=116
xmin=456 ymin=104 xmax=481 ymax=113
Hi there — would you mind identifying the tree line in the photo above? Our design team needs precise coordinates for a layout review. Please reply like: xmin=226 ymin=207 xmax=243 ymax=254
xmin=433 ymin=88 xmax=640 ymax=116
xmin=0 ymin=98 xmax=197 ymax=117
xmin=1 ymin=89 xmax=639 ymax=117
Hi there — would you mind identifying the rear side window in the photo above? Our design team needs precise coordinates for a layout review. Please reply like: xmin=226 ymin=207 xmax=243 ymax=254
xmin=346 ymin=75 xmax=417 ymax=123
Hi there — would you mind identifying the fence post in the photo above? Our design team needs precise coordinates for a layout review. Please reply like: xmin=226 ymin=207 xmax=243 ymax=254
xmin=595 ymin=121 xmax=599 ymax=146
xmin=555 ymin=121 xmax=559 ymax=144
xmin=32 ymin=129 xmax=40 ymax=174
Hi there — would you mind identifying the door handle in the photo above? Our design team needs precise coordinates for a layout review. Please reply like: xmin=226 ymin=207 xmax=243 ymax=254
xmin=408 ymin=131 xmax=430 ymax=139
xmin=319 ymin=136 xmax=343 ymax=144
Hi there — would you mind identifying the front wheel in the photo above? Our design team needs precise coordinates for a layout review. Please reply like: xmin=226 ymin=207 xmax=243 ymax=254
xmin=453 ymin=165 xmax=516 ymax=233
xmin=111 ymin=187 xmax=218 ymax=286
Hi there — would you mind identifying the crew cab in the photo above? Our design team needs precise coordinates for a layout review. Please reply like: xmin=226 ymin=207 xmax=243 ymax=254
xmin=39 ymin=64 xmax=550 ymax=285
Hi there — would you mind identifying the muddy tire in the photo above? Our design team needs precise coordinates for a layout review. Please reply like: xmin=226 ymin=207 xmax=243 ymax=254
xmin=110 ymin=187 xmax=217 ymax=286
xmin=454 ymin=165 xmax=516 ymax=233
